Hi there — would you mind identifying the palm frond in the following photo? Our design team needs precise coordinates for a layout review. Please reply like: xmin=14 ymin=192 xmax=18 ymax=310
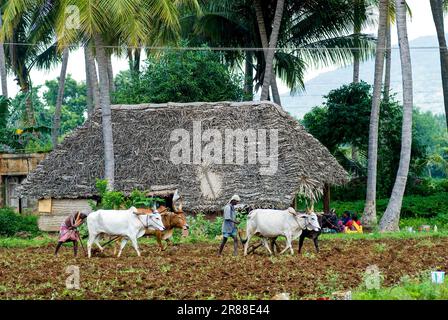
xmin=296 ymin=176 xmax=324 ymax=205
xmin=296 ymin=34 xmax=376 ymax=70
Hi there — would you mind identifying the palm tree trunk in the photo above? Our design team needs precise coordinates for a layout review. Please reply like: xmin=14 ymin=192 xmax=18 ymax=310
xmin=134 ymin=48 xmax=141 ymax=73
xmin=383 ymin=18 xmax=392 ymax=101
xmin=259 ymin=0 xmax=284 ymax=102
xmin=85 ymin=51 xmax=94 ymax=116
xmin=353 ymin=53 xmax=360 ymax=83
xmin=379 ymin=0 xmax=413 ymax=232
xmin=84 ymin=45 xmax=100 ymax=114
xmin=244 ymin=51 xmax=254 ymax=100
xmin=127 ymin=49 xmax=134 ymax=71
xmin=51 ymin=48 xmax=69 ymax=147
xmin=352 ymin=1 xmax=361 ymax=84
xmin=24 ymin=92 xmax=34 ymax=126
xmin=20 ymin=80 xmax=35 ymax=127
xmin=254 ymin=0 xmax=282 ymax=106
xmin=0 ymin=14 xmax=8 ymax=98
xmin=362 ymin=0 xmax=389 ymax=229
xmin=430 ymin=0 xmax=448 ymax=129
xmin=94 ymin=33 xmax=115 ymax=190
xmin=106 ymin=53 xmax=115 ymax=93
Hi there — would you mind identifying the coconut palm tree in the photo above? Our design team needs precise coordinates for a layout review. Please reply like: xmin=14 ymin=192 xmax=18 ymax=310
xmin=362 ymin=0 xmax=389 ymax=229
xmin=53 ymin=0 xmax=198 ymax=189
xmin=384 ymin=2 xmax=411 ymax=101
xmin=0 ymin=13 xmax=8 ymax=98
xmin=192 ymin=0 xmax=376 ymax=102
xmin=254 ymin=0 xmax=281 ymax=105
xmin=430 ymin=0 xmax=448 ymax=129
xmin=51 ymin=47 xmax=69 ymax=146
xmin=106 ymin=53 xmax=115 ymax=93
xmin=1 ymin=1 xmax=60 ymax=127
xmin=91 ymin=33 xmax=115 ymax=188
xmin=84 ymin=44 xmax=99 ymax=115
xmin=379 ymin=0 xmax=413 ymax=232
xmin=383 ymin=14 xmax=392 ymax=100
xmin=259 ymin=0 xmax=284 ymax=101
xmin=127 ymin=48 xmax=142 ymax=74
xmin=352 ymin=0 xmax=375 ymax=84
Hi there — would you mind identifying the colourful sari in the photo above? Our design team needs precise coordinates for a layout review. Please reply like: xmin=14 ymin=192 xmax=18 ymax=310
xmin=58 ymin=212 xmax=82 ymax=242
xmin=58 ymin=224 xmax=80 ymax=242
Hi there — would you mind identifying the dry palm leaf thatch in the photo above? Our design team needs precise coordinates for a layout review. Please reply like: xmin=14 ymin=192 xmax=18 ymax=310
xmin=297 ymin=176 xmax=324 ymax=204
xmin=296 ymin=176 xmax=324 ymax=211
xmin=18 ymin=101 xmax=349 ymax=212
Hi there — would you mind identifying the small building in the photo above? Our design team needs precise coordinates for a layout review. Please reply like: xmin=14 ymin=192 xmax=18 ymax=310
xmin=0 ymin=153 xmax=47 ymax=212
xmin=18 ymin=101 xmax=348 ymax=231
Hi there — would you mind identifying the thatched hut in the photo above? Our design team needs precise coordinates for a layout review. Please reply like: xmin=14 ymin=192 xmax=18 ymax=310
xmin=18 ymin=101 xmax=348 ymax=231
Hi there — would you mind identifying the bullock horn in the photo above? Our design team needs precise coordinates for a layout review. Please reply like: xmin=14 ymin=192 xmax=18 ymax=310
xmin=173 ymin=199 xmax=183 ymax=213
xmin=173 ymin=189 xmax=181 ymax=202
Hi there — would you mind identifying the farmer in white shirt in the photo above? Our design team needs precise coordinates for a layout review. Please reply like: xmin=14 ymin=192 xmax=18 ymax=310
xmin=218 ymin=195 xmax=240 ymax=256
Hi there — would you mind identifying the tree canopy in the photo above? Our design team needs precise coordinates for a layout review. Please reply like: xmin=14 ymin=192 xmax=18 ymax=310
xmin=113 ymin=47 xmax=246 ymax=104
xmin=302 ymin=81 xmax=439 ymax=200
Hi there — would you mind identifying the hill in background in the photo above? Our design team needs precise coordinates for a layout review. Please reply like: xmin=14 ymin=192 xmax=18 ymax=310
xmin=281 ymin=35 xmax=445 ymax=119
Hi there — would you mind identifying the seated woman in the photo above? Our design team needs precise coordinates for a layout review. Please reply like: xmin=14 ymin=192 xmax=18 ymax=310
xmin=337 ymin=211 xmax=351 ymax=232
xmin=344 ymin=212 xmax=363 ymax=233
xmin=323 ymin=209 xmax=343 ymax=233
xmin=341 ymin=211 xmax=351 ymax=225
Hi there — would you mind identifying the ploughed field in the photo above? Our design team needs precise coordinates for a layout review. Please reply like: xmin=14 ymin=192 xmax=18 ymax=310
xmin=1 ymin=237 xmax=447 ymax=299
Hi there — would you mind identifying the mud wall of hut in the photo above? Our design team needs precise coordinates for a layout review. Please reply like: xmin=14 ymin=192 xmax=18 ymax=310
xmin=38 ymin=198 xmax=94 ymax=231
xmin=0 ymin=153 xmax=47 ymax=212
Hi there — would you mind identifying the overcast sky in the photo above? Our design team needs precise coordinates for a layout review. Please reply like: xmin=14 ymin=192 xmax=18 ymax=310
xmin=5 ymin=0 xmax=445 ymax=97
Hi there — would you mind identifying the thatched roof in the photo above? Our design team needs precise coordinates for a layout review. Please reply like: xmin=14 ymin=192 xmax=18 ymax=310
xmin=19 ymin=101 xmax=348 ymax=212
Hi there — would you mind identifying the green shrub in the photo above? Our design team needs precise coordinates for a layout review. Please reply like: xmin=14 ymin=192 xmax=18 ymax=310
xmin=0 ymin=208 xmax=40 ymax=237
xmin=186 ymin=213 xmax=212 ymax=241
xmin=331 ymin=180 xmax=367 ymax=202
xmin=125 ymin=189 xmax=165 ymax=209
xmin=113 ymin=43 xmax=245 ymax=104
xmin=185 ymin=210 xmax=248 ymax=241
xmin=0 ymin=96 xmax=9 ymax=129
xmin=100 ymin=191 xmax=125 ymax=210
xmin=89 ymin=179 xmax=164 ymax=210
xmin=406 ymin=178 xmax=448 ymax=196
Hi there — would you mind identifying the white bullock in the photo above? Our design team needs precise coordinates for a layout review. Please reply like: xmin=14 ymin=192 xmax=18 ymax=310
xmin=243 ymin=208 xmax=321 ymax=255
xmin=87 ymin=206 xmax=165 ymax=258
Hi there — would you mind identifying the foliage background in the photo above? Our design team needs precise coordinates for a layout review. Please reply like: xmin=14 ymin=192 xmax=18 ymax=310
xmin=113 ymin=46 xmax=246 ymax=104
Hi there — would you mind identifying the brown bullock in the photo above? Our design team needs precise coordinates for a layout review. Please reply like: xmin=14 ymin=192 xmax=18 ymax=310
xmin=113 ymin=206 xmax=189 ymax=253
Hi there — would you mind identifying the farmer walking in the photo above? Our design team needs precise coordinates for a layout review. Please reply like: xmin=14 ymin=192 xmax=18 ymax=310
xmin=55 ymin=211 xmax=88 ymax=257
xmin=218 ymin=195 xmax=240 ymax=256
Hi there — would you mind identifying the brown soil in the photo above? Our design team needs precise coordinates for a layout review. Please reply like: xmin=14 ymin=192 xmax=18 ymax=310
xmin=1 ymin=237 xmax=447 ymax=299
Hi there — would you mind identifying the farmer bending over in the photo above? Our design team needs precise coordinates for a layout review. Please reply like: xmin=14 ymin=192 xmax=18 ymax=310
xmin=55 ymin=211 xmax=88 ymax=257
xmin=218 ymin=195 xmax=240 ymax=256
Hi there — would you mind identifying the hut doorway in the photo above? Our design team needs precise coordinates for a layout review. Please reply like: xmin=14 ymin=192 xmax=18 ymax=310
xmin=4 ymin=175 xmax=25 ymax=212
xmin=158 ymin=194 xmax=173 ymax=211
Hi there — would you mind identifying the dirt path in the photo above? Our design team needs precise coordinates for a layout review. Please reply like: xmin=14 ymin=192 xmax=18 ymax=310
xmin=0 ymin=237 xmax=447 ymax=299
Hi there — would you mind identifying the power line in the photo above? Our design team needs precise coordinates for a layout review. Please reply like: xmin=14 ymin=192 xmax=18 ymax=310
xmin=0 ymin=41 xmax=447 ymax=51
